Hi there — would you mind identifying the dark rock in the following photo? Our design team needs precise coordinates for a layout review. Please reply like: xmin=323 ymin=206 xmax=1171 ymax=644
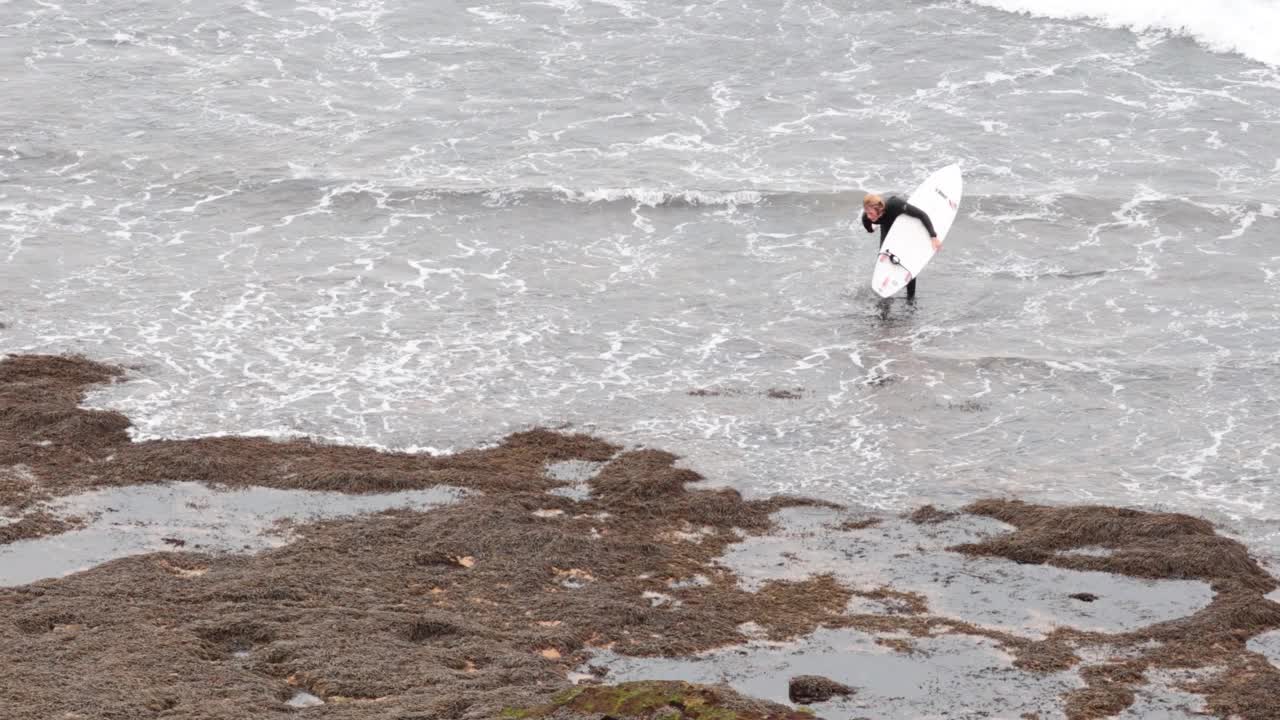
xmin=789 ymin=675 xmax=855 ymax=704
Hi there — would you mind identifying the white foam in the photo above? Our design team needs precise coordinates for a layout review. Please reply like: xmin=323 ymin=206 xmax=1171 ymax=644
xmin=966 ymin=0 xmax=1280 ymax=66
xmin=465 ymin=6 xmax=521 ymax=23
xmin=550 ymin=186 xmax=765 ymax=207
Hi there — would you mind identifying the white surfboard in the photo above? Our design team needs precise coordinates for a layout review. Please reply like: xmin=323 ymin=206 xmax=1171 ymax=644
xmin=870 ymin=164 xmax=963 ymax=298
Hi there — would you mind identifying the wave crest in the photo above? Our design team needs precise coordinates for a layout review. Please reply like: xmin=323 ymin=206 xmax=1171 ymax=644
xmin=966 ymin=0 xmax=1280 ymax=67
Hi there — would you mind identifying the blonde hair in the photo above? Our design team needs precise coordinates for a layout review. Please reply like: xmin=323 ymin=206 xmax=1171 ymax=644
xmin=862 ymin=193 xmax=885 ymax=211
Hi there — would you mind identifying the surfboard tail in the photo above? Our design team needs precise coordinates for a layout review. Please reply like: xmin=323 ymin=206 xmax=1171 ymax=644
xmin=873 ymin=254 xmax=914 ymax=297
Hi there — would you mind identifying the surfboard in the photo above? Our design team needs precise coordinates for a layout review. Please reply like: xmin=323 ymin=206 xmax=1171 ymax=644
xmin=870 ymin=164 xmax=963 ymax=298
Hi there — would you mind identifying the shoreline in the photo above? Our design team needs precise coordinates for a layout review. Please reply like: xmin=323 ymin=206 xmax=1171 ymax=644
xmin=2 ymin=354 xmax=1279 ymax=719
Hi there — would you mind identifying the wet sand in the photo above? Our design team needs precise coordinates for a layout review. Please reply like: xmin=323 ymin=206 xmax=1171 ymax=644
xmin=2 ymin=354 xmax=1279 ymax=719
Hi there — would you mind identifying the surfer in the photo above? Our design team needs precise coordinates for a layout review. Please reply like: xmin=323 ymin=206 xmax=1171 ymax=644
xmin=861 ymin=193 xmax=941 ymax=300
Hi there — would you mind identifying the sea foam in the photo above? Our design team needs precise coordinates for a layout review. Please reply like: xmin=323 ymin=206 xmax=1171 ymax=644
xmin=967 ymin=0 xmax=1280 ymax=67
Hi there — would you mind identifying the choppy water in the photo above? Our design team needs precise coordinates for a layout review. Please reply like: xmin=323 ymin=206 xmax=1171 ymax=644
xmin=2 ymin=1 xmax=1278 ymax=557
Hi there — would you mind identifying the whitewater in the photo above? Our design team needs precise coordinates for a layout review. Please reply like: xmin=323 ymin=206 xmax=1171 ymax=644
xmin=968 ymin=0 xmax=1280 ymax=67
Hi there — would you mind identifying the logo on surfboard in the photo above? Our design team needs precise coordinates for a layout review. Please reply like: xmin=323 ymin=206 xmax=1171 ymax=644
xmin=934 ymin=186 xmax=957 ymax=210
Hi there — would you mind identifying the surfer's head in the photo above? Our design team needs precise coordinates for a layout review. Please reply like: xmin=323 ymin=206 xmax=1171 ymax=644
xmin=863 ymin=193 xmax=885 ymax=221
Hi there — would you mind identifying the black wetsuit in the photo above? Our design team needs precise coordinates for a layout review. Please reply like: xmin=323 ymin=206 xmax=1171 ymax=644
xmin=861 ymin=196 xmax=938 ymax=299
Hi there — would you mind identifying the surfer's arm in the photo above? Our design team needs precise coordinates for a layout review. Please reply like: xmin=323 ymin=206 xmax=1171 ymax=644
xmin=901 ymin=202 xmax=938 ymax=238
xmin=860 ymin=212 xmax=874 ymax=233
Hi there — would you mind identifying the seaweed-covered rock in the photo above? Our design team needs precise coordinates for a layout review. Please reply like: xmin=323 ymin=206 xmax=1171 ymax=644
xmin=788 ymin=675 xmax=856 ymax=704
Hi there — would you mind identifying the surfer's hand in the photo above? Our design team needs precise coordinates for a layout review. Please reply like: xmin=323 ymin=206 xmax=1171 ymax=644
xmin=930 ymin=236 xmax=942 ymax=252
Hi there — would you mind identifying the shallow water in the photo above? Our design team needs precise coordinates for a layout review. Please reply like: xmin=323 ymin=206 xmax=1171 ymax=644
xmin=1248 ymin=629 xmax=1280 ymax=672
xmin=720 ymin=507 xmax=1216 ymax=637
xmin=1 ymin=1 xmax=1276 ymax=559
xmin=0 ymin=481 xmax=465 ymax=586
xmin=586 ymin=627 xmax=1082 ymax=719
xmin=583 ymin=505 xmax=1231 ymax=718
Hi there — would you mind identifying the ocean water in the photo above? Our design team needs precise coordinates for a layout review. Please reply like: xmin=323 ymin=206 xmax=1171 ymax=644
xmin=1 ymin=1 xmax=1278 ymax=558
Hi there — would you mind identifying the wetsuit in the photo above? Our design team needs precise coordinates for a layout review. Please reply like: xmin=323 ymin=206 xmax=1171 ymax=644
xmin=861 ymin=196 xmax=937 ymax=300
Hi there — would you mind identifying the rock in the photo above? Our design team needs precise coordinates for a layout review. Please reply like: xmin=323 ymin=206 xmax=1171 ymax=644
xmin=788 ymin=675 xmax=855 ymax=704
